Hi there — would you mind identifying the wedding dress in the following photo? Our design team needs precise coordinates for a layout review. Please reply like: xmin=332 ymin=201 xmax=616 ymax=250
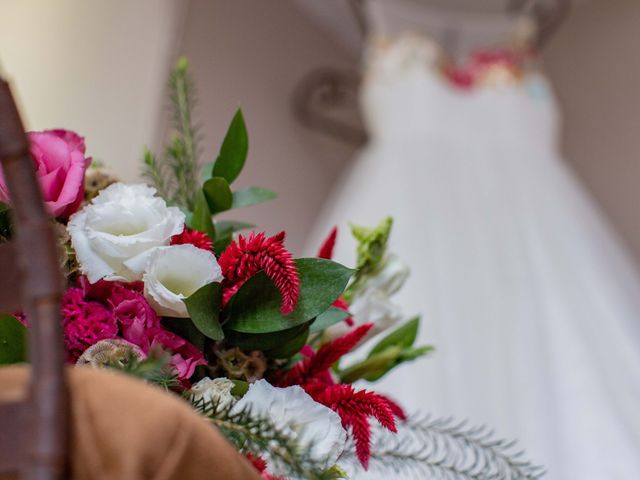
xmin=306 ymin=3 xmax=640 ymax=479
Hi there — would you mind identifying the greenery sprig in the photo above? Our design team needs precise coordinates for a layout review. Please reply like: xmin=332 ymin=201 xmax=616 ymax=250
xmin=341 ymin=414 xmax=544 ymax=479
xmin=142 ymin=57 xmax=201 ymax=210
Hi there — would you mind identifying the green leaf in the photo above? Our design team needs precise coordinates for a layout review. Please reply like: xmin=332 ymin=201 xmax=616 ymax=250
xmin=364 ymin=345 xmax=434 ymax=382
xmin=310 ymin=306 xmax=350 ymax=333
xmin=215 ymin=220 xmax=255 ymax=234
xmin=368 ymin=316 xmax=420 ymax=358
xmin=337 ymin=317 xmax=430 ymax=383
xmin=224 ymin=322 xmax=311 ymax=351
xmin=203 ymin=177 xmax=233 ymax=215
xmin=0 ymin=314 xmax=27 ymax=364
xmin=226 ymin=258 xmax=353 ymax=334
xmin=213 ymin=109 xmax=248 ymax=184
xmin=212 ymin=220 xmax=255 ymax=254
xmin=190 ymin=190 xmax=216 ymax=240
xmin=230 ymin=379 xmax=249 ymax=397
xmin=185 ymin=282 xmax=224 ymax=340
xmin=266 ymin=325 xmax=310 ymax=359
xmin=232 ymin=187 xmax=277 ymax=209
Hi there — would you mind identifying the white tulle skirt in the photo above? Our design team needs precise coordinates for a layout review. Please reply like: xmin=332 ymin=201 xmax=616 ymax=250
xmin=307 ymin=123 xmax=640 ymax=478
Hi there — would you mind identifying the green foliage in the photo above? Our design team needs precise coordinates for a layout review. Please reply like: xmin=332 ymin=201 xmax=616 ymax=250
xmin=265 ymin=324 xmax=310 ymax=359
xmin=225 ymin=322 xmax=311 ymax=352
xmin=344 ymin=217 xmax=393 ymax=301
xmin=212 ymin=220 xmax=254 ymax=254
xmin=141 ymin=59 xmax=274 ymax=255
xmin=212 ymin=109 xmax=249 ymax=184
xmin=168 ymin=57 xmax=199 ymax=210
xmin=106 ymin=349 xmax=179 ymax=391
xmin=310 ymin=307 xmax=351 ymax=333
xmin=0 ymin=314 xmax=27 ymax=364
xmin=195 ymin=399 xmax=345 ymax=480
xmin=141 ymin=56 xmax=200 ymax=211
xmin=369 ymin=316 xmax=419 ymax=356
xmin=338 ymin=317 xmax=433 ymax=383
xmin=141 ymin=147 xmax=170 ymax=200
xmin=190 ymin=190 xmax=216 ymax=240
xmin=203 ymin=177 xmax=233 ymax=215
xmin=225 ymin=258 xmax=353 ymax=334
xmin=345 ymin=415 xmax=544 ymax=479
xmin=185 ymin=282 xmax=224 ymax=340
xmin=232 ymin=186 xmax=277 ymax=209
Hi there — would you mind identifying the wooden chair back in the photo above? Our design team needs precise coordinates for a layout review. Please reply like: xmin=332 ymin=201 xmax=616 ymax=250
xmin=0 ymin=78 xmax=67 ymax=480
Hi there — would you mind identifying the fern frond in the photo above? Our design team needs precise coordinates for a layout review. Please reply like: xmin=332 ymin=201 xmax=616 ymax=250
xmin=341 ymin=413 xmax=545 ymax=479
xmin=193 ymin=398 xmax=344 ymax=480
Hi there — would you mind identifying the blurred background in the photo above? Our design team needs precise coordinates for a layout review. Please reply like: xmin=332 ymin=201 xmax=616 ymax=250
xmin=1 ymin=0 xmax=639 ymax=257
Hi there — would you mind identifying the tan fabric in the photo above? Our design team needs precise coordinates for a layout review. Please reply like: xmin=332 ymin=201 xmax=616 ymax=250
xmin=0 ymin=365 xmax=260 ymax=480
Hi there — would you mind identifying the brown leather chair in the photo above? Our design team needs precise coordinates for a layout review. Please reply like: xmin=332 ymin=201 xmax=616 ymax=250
xmin=0 ymin=78 xmax=259 ymax=480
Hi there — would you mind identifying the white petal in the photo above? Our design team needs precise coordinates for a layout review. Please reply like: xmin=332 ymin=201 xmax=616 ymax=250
xmin=141 ymin=245 xmax=222 ymax=318
xmin=232 ymin=380 xmax=346 ymax=466
xmin=66 ymin=182 xmax=185 ymax=284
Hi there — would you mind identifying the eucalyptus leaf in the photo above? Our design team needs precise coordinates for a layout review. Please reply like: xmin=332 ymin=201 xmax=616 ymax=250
xmin=190 ymin=190 xmax=216 ymax=240
xmin=226 ymin=258 xmax=353 ymax=334
xmin=185 ymin=282 xmax=224 ymax=340
xmin=310 ymin=306 xmax=350 ymax=333
xmin=203 ymin=177 xmax=233 ymax=215
xmin=232 ymin=187 xmax=277 ymax=209
xmin=213 ymin=109 xmax=248 ymax=184
xmin=0 ymin=314 xmax=27 ymax=364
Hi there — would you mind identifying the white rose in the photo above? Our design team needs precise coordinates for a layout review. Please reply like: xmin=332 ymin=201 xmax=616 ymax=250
xmin=231 ymin=380 xmax=346 ymax=466
xmin=67 ymin=183 xmax=185 ymax=283
xmin=125 ymin=244 xmax=223 ymax=318
xmin=190 ymin=377 xmax=236 ymax=410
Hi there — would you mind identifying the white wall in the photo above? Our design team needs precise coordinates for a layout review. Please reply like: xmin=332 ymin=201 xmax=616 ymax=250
xmin=0 ymin=0 xmax=187 ymax=181
xmin=544 ymin=0 xmax=640 ymax=261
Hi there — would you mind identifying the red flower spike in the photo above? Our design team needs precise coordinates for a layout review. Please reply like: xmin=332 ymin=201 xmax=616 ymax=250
xmin=171 ymin=225 xmax=214 ymax=252
xmin=219 ymin=231 xmax=300 ymax=315
xmin=380 ymin=394 xmax=407 ymax=421
xmin=317 ymin=226 xmax=338 ymax=259
xmin=244 ymin=453 xmax=285 ymax=480
xmin=244 ymin=453 xmax=267 ymax=473
xmin=306 ymin=383 xmax=399 ymax=469
xmin=279 ymin=323 xmax=373 ymax=387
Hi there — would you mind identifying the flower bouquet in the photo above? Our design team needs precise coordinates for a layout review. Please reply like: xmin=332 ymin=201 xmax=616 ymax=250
xmin=0 ymin=59 xmax=543 ymax=479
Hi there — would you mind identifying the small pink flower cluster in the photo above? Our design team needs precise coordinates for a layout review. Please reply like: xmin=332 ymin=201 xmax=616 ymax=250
xmin=62 ymin=278 xmax=205 ymax=379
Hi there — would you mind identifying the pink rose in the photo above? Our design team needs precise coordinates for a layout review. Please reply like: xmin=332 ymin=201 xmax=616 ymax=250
xmin=0 ymin=129 xmax=90 ymax=219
